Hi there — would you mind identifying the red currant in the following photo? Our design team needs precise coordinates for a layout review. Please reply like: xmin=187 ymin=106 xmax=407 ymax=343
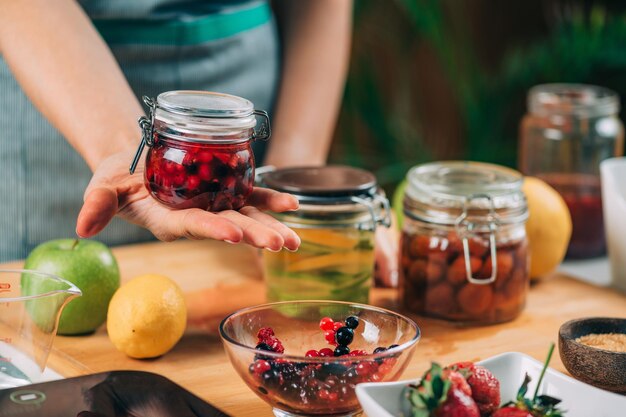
xmin=305 ymin=349 xmax=320 ymax=357
xmin=324 ymin=330 xmax=336 ymax=344
xmin=356 ymin=362 xmax=374 ymax=376
xmin=333 ymin=322 xmax=344 ymax=332
xmin=319 ymin=317 xmax=334 ymax=331
xmin=319 ymin=348 xmax=334 ymax=357
xmin=253 ymin=360 xmax=271 ymax=375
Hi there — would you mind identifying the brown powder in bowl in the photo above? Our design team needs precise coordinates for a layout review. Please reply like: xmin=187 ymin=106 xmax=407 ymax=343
xmin=575 ymin=333 xmax=626 ymax=352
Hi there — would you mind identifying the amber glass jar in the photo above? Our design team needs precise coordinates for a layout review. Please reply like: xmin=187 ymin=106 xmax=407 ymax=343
xmin=259 ymin=166 xmax=391 ymax=304
xmin=519 ymin=84 xmax=624 ymax=258
xmin=401 ymin=161 xmax=529 ymax=325
xmin=130 ymin=91 xmax=270 ymax=211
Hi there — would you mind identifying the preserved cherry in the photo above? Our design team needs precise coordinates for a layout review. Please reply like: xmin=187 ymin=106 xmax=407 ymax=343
xmin=401 ymin=230 xmax=529 ymax=324
xmin=145 ymin=136 xmax=254 ymax=211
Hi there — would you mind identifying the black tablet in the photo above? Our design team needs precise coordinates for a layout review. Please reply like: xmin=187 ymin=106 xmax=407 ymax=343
xmin=0 ymin=370 xmax=230 ymax=417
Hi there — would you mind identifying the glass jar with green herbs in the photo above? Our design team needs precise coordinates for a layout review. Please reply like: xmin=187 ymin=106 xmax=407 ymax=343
xmin=259 ymin=166 xmax=391 ymax=304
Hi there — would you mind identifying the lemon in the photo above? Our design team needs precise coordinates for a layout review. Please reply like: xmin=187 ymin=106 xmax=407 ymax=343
xmin=523 ymin=177 xmax=572 ymax=280
xmin=107 ymin=274 xmax=186 ymax=358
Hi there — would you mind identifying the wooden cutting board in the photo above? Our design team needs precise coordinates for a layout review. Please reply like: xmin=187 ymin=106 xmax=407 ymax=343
xmin=3 ymin=239 xmax=626 ymax=417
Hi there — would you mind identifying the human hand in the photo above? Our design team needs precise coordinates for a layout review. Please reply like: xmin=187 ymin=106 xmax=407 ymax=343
xmin=76 ymin=149 xmax=301 ymax=251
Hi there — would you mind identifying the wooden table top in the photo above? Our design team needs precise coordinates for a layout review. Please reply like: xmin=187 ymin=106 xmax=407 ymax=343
xmin=3 ymin=239 xmax=625 ymax=416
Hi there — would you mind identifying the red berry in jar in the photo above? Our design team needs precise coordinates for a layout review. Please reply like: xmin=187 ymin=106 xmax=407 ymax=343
xmin=134 ymin=91 xmax=271 ymax=212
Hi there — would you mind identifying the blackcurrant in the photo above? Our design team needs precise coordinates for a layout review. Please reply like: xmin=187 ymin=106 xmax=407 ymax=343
xmin=261 ymin=369 xmax=281 ymax=386
xmin=335 ymin=327 xmax=354 ymax=345
xmin=345 ymin=316 xmax=359 ymax=329
xmin=334 ymin=345 xmax=350 ymax=356
xmin=256 ymin=342 xmax=273 ymax=351
xmin=388 ymin=344 xmax=399 ymax=349
xmin=373 ymin=346 xmax=387 ymax=354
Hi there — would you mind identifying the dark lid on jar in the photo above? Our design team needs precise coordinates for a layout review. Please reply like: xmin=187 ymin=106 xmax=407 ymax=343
xmin=404 ymin=161 xmax=527 ymax=225
xmin=262 ymin=166 xmax=378 ymax=197
xmin=261 ymin=165 xmax=391 ymax=229
xmin=528 ymin=83 xmax=620 ymax=117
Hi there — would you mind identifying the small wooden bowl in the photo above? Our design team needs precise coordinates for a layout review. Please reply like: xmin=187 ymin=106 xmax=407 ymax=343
xmin=559 ymin=317 xmax=626 ymax=394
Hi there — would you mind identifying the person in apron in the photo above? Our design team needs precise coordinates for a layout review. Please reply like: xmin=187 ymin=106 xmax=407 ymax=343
xmin=0 ymin=0 xmax=353 ymax=262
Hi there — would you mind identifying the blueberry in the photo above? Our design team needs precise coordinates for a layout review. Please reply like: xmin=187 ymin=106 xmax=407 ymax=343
xmin=261 ymin=369 xmax=281 ymax=387
xmin=345 ymin=316 xmax=359 ymax=329
xmin=256 ymin=342 xmax=273 ymax=351
xmin=320 ymin=363 xmax=348 ymax=377
xmin=335 ymin=327 xmax=354 ymax=346
xmin=334 ymin=345 xmax=350 ymax=356
xmin=373 ymin=347 xmax=387 ymax=354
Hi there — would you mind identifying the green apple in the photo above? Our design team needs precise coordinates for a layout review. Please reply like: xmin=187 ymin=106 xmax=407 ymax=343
xmin=22 ymin=239 xmax=120 ymax=335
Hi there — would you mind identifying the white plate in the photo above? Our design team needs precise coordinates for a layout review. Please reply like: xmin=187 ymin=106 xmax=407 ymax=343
xmin=356 ymin=352 xmax=626 ymax=417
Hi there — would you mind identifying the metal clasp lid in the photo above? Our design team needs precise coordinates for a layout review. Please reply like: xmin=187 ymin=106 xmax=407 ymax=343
xmin=350 ymin=193 xmax=392 ymax=231
xmin=252 ymin=110 xmax=271 ymax=141
xmin=129 ymin=96 xmax=272 ymax=175
xmin=129 ymin=96 xmax=156 ymax=175
xmin=455 ymin=194 xmax=499 ymax=285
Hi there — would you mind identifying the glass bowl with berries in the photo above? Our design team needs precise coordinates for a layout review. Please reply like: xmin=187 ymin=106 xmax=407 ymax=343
xmin=219 ymin=301 xmax=421 ymax=417
xmin=129 ymin=91 xmax=271 ymax=211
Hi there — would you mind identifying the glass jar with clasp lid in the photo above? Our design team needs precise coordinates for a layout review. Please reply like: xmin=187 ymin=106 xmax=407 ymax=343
xmin=258 ymin=166 xmax=391 ymax=304
xmin=400 ymin=161 xmax=529 ymax=325
xmin=519 ymin=83 xmax=624 ymax=258
xmin=129 ymin=91 xmax=271 ymax=211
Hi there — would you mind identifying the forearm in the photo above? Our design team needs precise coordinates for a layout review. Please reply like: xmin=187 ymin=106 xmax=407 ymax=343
xmin=266 ymin=0 xmax=353 ymax=168
xmin=0 ymin=0 xmax=141 ymax=171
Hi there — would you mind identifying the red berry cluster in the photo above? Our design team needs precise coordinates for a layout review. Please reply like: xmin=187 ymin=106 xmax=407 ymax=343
xmin=145 ymin=136 xmax=254 ymax=211
xmin=256 ymin=327 xmax=285 ymax=354
xmin=245 ymin=319 xmax=402 ymax=414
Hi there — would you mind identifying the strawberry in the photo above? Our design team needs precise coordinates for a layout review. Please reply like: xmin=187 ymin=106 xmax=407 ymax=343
xmin=449 ymin=362 xmax=500 ymax=416
xmin=407 ymin=363 xmax=480 ymax=417
xmin=494 ymin=343 xmax=564 ymax=417
xmin=492 ymin=406 xmax=532 ymax=417
xmin=442 ymin=369 xmax=472 ymax=397
xmin=436 ymin=389 xmax=480 ymax=417
xmin=467 ymin=365 xmax=500 ymax=416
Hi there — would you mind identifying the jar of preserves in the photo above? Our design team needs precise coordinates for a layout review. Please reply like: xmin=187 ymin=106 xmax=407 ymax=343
xmin=259 ymin=166 xmax=391 ymax=303
xmin=401 ymin=161 xmax=529 ymax=325
xmin=130 ymin=91 xmax=270 ymax=211
xmin=519 ymin=84 xmax=624 ymax=258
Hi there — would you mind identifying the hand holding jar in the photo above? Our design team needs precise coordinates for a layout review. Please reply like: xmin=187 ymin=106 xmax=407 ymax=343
xmin=75 ymin=91 xmax=301 ymax=251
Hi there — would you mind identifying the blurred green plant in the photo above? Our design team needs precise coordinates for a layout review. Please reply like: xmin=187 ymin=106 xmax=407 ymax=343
xmin=330 ymin=0 xmax=626 ymax=195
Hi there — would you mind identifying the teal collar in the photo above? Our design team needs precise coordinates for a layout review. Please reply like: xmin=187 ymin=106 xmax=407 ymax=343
xmin=93 ymin=2 xmax=271 ymax=46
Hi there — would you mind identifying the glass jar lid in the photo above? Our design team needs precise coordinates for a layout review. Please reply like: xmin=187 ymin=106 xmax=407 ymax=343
xmin=129 ymin=91 xmax=271 ymax=174
xmin=155 ymin=91 xmax=258 ymax=133
xmin=528 ymin=83 xmax=620 ymax=118
xmin=404 ymin=161 xmax=527 ymax=226
xmin=260 ymin=166 xmax=391 ymax=230
xmin=157 ymin=90 xmax=254 ymax=119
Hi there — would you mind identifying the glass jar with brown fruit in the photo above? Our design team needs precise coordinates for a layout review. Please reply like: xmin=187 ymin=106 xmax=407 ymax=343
xmin=519 ymin=84 xmax=624 ymax=259
xmin=129 ymin=91 xmax=270 ymax=211
xmin=400 ymin=161 xmax=529 ymax=325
